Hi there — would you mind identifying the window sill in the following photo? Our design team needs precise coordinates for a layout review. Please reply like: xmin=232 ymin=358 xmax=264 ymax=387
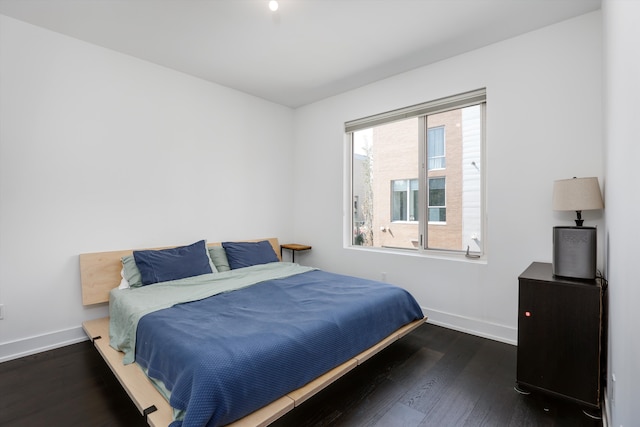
xmin=346 ymin=244 xmax=487 ymax=264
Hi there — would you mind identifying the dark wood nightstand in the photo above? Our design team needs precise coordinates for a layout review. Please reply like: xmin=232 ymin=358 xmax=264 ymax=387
xmin=280 ymin=244 xmax=311 ymax=263
xmin=516 ymin=262 xmax=603 ymax=410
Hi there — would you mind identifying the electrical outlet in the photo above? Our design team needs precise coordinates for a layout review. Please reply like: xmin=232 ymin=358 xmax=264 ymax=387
xmin=0 ymin=304 xmax=4 ymax=320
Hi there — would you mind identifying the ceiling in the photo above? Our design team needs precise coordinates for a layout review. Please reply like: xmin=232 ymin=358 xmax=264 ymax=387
xmin=0 ymin=0 xmax=601 ymax=108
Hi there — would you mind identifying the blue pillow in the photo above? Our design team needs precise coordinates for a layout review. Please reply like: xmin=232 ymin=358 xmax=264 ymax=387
xmin=222 ymin=240 xmax=279 ymax=269
xmin=133 ymin=240 xmax=213 ymax=285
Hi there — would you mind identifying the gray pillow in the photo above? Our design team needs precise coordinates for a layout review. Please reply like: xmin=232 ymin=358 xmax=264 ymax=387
xmin=121 ymin=254 xmax=143 ymax=288
xmin=208 ymin=246 xmax=231 ymax=272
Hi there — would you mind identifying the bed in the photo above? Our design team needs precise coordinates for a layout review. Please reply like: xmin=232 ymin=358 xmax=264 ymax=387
xmin=80 ymin=238 xmax=426 ymax=427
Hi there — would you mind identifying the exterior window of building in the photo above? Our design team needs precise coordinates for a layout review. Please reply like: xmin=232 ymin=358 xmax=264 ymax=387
xmin=428 ymin=177 xmax=446 ymax=222
xmin=391 ymin=179 xmax=418 ymax=222
xmin=347 ymin=89 xmax=485 ymax=256
xmin=427 ymin=126 xmax=445 ymax=170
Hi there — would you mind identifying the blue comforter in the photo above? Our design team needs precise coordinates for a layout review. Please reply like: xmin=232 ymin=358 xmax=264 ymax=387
xmin=134 ymin=269 xmax=423 ymax=427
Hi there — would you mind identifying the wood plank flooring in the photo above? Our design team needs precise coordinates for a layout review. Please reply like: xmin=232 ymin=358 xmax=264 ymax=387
xmin=0 ymin=323 xmax=602 ymax=426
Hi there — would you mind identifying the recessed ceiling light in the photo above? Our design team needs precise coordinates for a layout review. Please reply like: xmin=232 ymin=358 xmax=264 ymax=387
xmin=269 ymin=1 xmax=279 ymax=12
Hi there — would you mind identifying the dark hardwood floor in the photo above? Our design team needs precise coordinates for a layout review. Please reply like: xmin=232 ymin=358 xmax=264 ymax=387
xmin=0 ymin=323 xmax=602 ymax=427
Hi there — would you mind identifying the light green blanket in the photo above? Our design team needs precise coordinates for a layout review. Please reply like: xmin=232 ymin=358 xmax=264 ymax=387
xmin=109 ymin=262 xmax=315 ymax=364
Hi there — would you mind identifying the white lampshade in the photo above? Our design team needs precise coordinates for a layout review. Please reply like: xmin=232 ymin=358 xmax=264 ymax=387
xmin=552 ymin=177 xmax=604 ymax=212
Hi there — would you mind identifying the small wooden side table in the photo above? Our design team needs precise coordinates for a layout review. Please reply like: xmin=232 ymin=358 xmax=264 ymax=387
xmin=280 ymin=244 xmax=312 ymax=263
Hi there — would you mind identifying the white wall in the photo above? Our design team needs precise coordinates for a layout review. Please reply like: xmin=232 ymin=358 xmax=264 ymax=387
xmin=0 ymin=15 xmax=295 ymax=361
xmin=293 ymin=12 xmax=603 ymax=344
xmin=603 ymin=1 xmax=640 ymax=426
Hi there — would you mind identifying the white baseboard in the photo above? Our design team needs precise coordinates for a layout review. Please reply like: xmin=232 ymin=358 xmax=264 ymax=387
xmin=0 ymin=326 xmax=89 ymax=363
xmin=423 ymin=306 xmax=517 ymax=346
xmin=0 ymin=308 xmax=515 ymax=363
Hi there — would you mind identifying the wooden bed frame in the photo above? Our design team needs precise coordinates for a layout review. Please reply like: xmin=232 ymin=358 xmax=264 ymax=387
xmin=80 ymin=238 xmax=426 ymax=427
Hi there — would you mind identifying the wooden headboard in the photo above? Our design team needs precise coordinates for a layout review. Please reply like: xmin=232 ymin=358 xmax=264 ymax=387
xmin=79 ymin=238 xmax=281 ymax=306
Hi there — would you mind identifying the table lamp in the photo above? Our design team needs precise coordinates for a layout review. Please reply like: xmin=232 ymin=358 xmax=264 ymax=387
xmin=551 ymin=177 xmax=604 ymax=279
xmin=552 ymin=177 xmax=604 ymax=226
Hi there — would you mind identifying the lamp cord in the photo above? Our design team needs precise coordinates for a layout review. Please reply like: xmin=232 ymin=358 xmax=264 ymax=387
xmin=596 ymin=269 xmax=608 ymax=291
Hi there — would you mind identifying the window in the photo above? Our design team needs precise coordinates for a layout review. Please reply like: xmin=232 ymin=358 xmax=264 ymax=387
xmin=428 ymin=177 xmax=446 ymax=222
xmin=348 ymin=89 xmax=485 ymax=255
xmin=427 ymin=127 xmax=445 ymax=170
xmin=392 ymin=179 xmax=418 ymax=222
